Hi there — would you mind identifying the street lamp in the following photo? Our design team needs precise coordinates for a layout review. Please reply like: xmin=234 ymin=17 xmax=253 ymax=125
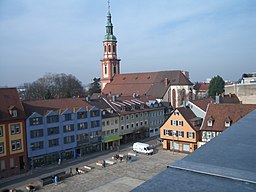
xmin=172 ymin=130 xmax=176 ymax=154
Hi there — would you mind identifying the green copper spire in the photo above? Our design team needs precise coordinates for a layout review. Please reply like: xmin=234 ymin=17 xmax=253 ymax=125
xmin=104 ymin=0 xmax=116 ymax=41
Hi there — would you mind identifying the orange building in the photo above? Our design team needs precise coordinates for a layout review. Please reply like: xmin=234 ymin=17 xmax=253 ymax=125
xmin=0 ymin=88 xmax=28 ymax=178
xmin=160 ymin=107 xmax=202 ymax=153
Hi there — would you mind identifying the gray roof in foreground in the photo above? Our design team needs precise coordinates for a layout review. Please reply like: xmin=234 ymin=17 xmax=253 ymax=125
xmin=133 ymin=109 xmax=256 ymax=192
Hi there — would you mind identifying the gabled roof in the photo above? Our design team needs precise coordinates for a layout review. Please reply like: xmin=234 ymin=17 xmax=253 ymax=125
xmin=0 ymin=88 xmax=26 ymax=121
xmin=176 ymin=107 xmax=202 ymax=131
xmin=133 ymin=110 xmax=256 ymax=192
xmin=201 ymin=103 xmax=256 ymax=131
xmin=22 ymin=98 xmax=92 ymax=116
xmin=102 ymin=70 xmax=193 ymax=98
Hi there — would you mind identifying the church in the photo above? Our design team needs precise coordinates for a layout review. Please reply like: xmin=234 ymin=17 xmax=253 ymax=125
xmin=100 ymin=4 xmax=193 ymax=109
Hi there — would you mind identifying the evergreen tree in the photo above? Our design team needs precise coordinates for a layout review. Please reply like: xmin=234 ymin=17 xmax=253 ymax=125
xmin=87 ymin=78 xmax=101 ymax=96
xmin=208 ymin=75 xmax=225 ymax=96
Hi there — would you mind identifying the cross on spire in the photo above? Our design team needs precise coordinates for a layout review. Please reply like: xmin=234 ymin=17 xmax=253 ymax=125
xmin=108 ymin=0 xmax=110 ymax=13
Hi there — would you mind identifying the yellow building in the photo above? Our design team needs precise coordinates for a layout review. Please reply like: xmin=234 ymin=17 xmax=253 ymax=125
xmin=0 ymin=88 xmax=28 ymax=178
xmin=160 ymin=107 xmax=202 ymax=153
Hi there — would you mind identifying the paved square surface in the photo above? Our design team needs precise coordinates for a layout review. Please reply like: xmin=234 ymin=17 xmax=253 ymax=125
xmin=29 ymin=148 xmax=186 ymax=192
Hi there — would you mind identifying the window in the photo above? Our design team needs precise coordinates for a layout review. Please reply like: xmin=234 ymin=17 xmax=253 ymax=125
xmin=225 ymin=121 xmax=230 ymax=127
xmin=64 ymin=113 xmax=72 ymax=121
xmin=31 ymin=141 xmax=44 ymax=151
xmin=0 ymin=125 xmax=3 ymax=136
xmin=164 ymin=129 xmax=174 ymax=136
xmin=174 ymin=111 xmax=179 ymax=116
xmin=113 ymin=44 xmax=116 ymax=52
xmin=126 ymin=115 xmax=129 ymax=120
xmin=131 ymin=114 xmax=134 ymax=119
xmin=171 ymin=120 xmax=178 ymax=126
xmin=207 ymin=120 xmax=213 ymax=127
xmin=47 ymin=127 xmax=59 ymax=135
xmin=114 ymin=119 xmax=118 ymax=124
xmin=105 ymin=65 xmax=107 ymax=74
xmin=108 ymin=45 xmax=111 ymax=52
xmin=121 ymin=125 xmax=124 ymax=130
xmin=10 ymin=123 xmax=20 ymax=135
xmin=115 ymin=128 xmax=118 ymax=133
xmin=11 ymin=110 xmax=17 ymax=117
xmin=30 ymin=129 xmax=43 ymax=138
xmin=121 ymin=106 xmax=125 ymax=111
xmin=177 ymin=131 xmax=184 ymax=138
xmin=49 ymin=139 xmax=59 ymax=147
xmin=121 ymin=116 xmax=124 ymax=121
xmin=102 ymin=121 xmax=105 ymax=127
xmin=126 ymin=124 xmax=129 ymax=129
xmin=91 ymin=120 xmax=100 ymax=128
xmin=64 ymin=135 xmax=75 ymax=144
xmin=0 ymin=143 xmax=4 ymax=154
xmin=77 ymin=112 xmax=87 ymax=119
xmin=77 ymin=133 xmax=89 ymax=142
xmin=11 ymin=140 xmax=21 ymax=151
xmin=29 ymin=117 xmax=43 ymax=126
xmin=131 ymin=123 xmax=134 ymax=128
xmin=140 ymin=113 xmax=143 ymax=117
xmin=187 ymin=132 xmax=194 ymax=139
xmin=136 ymin=122 xmax=139 ymax=127
xmin=113 ymin=66 xmax=116 ymax=74
xmin=140 ymin=121 xmax=143 ymax=126
xmin=63 ymin=124 xmax=74 ymax=132
xmin=144 ymin=120 xmax=148 ymax=125
xmin=91 ymin=110 xmax=100 ymax=117
xmin=111 ymin=129 xmax=114 ymax=134
xmin=47 ymin=115 xmax=59 ymax=123
xmin=106 ymin=121 xmax=109 ymax=126
xmin=1 ymin=160 xmax=6 ymax=170
xmin=10 ymin=158 xmax=14 ymax=168
xmin=178 ymin=121 xmax=183 ymax=126
xmin=135 ymin=114 xmax=139 ymax=118
xmin=78 ymin=122 xmax=88 ymax=130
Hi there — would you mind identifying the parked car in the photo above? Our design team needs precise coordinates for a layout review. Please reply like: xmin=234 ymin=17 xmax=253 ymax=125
xmin=133 ymin=142 xmax=154 ymax=155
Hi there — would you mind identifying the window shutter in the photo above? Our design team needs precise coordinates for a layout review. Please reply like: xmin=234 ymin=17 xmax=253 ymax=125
xmin=182 ymin=131 xmax=184 ymax=137
xmin=192 ymin=133 xmax=195 ymax=138
xmin=181 ymin=121 xmax=183 ymax=126
xmin=187 ymin=132 xmax=189 ymax=138
xmin=171 ymin=120 xmax=173 ymax=125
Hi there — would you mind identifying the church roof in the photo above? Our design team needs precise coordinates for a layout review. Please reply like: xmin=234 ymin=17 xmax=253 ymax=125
xmin=102 ymin=70 xmax=193 ymax=98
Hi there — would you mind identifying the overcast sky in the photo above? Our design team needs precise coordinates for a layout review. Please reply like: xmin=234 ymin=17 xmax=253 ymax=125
xmin=0 ymin=0 xmax=255 ymax=87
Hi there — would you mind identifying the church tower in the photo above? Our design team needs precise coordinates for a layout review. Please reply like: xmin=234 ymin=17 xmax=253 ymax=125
xmin=101 ymin=1 xmax=121 ymax=92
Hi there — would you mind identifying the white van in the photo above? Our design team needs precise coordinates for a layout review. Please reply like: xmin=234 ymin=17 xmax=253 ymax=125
xmin=132 ymin=142 xmax=154 ymax=155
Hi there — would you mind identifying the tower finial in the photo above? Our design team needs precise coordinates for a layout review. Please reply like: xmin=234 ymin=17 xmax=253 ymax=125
xmin=108 ymin=0 xmax=110 ymax=13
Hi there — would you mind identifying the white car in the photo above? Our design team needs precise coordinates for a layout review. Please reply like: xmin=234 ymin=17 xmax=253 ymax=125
xmin=133 ymin=142 xmax=154 ymax=155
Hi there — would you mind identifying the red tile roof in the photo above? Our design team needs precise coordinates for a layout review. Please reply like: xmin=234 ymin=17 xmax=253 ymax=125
xmin=194 ymin=82 xmax=210 ymax=91
xmin=177 ymin=107 xmax=202 ymax=131
xmin=190 ymin=98 xmax=214 ymax=111
xmin=201 ymin=103 xmax=256 ymax=132
xmin=102 ymin=70 xmax=193 ymax=98
xmin=0 ymin=88 xmax=26 ymax=121
xmin=22 ymin=98 xmax=92 ymax=116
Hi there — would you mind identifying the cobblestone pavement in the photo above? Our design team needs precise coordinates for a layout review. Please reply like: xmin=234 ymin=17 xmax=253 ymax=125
xmin=18 ymin=147 xmax=186 ymax=192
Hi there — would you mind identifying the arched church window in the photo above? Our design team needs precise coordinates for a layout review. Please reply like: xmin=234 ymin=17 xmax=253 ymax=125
xmin=108 ymin=45 xmax=111 ymax=52
xmin=104 ymin=65 xmax=107 ymax=74
xmin=104 ymin=45 xmax=107 ymax=52
xmin=113 ymin=45 xmax=116 ymax=53
xmin=113 ymin=65 xmax=116 ymax=74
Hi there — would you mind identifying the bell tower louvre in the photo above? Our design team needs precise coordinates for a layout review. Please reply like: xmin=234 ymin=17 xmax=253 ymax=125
xmin=101 ymin=1 xmax=121 ymax=92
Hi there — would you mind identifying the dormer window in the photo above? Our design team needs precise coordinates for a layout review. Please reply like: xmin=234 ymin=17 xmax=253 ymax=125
xmin=131 ymin=105 xmax=135 ymax=110
xmin=224 ymin=116 xmax=231 ymax=127
xmin=140 ymin=104 xmax=144 ymax=109
xmin=207 ymin=116 xmax=214 ymax=127
xmin=174 ymin=111 xmax=179 ymax=116
xmin=207 ymin=120 xmax=213 ymax=127
xmin=121 ymin=106 xmax=125 ymax=111
xmin=225 ymin=121 xmax=230 ymax=127
xmin=9 ymin=105 xmax=17 ymax=117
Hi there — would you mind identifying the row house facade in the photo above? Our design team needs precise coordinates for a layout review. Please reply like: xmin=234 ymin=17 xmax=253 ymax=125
xmin=0 ymin=88 xmax=28 ymax=178
xmin=22 ymin=98 xmax=101 ymax=168
xmin=160 ymin=107 xmax=202 ymax=153
xmin=88 ymin=95 xmax=165 ymax=146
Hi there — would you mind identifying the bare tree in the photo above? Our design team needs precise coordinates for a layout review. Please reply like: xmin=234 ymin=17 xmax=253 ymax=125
xmin=23 ymin=73 xmax=85 ymax=100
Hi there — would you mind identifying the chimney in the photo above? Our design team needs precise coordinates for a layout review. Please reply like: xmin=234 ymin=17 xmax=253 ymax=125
xmin=215 ymin=95 xmax=220 ymax=104
xmin=182 ymin=71 xmax=190 ymax=79
xmin=112 ymin=95 xmax=116 ymax=102
xmin=165 ymin=78 xmax=168 ymax=87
